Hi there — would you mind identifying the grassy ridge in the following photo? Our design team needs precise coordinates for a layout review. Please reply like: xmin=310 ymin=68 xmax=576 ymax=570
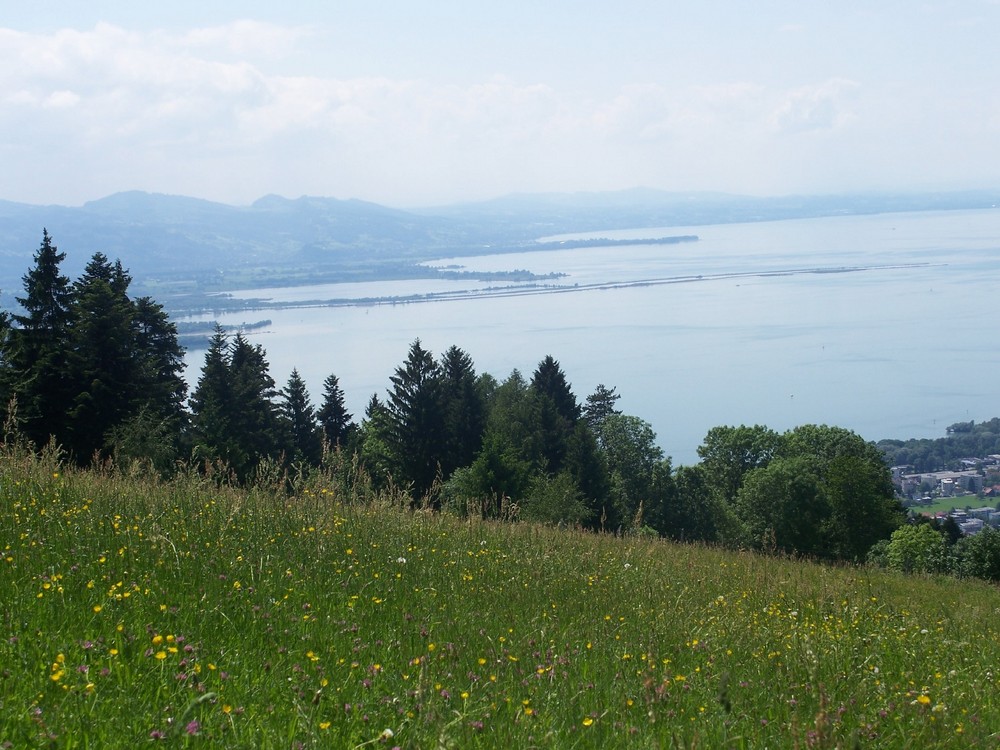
xmin=2 ymin=447 xmax=999 ymax=748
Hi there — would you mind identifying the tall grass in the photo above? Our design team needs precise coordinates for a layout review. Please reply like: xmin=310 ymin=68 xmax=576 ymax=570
xmin=2 ymin=445 xmax=998 ymax=747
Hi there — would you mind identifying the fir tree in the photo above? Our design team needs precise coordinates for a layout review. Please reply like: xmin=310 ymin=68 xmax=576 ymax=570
xmin=438 ymin=345 xmax=485 ymax=476
xmin=8 ymin=230 xmax=74 ymax=448
xmin=0 ymin=305 xmax=11 ymax=412
xmin=281 ymin=369 xmax=322 ymax=465
xmin=189 ymin=327 xmax=237 ymax=469
xmin=131 ymin=296 xmax=188 ymax=427
xmin=530 ymin=356 xmax=580 ymax=473
xmin=317 ymin=373 xmax=354 ymax=448
xmin=359 ymin=393 xmax=394 ymax=488
xmin=583 ymin=384 xmax=621 ymax=433
xmin=65 ymin=253 xmax=139 ymax=460
xmin=228 ymin=334 xmax=286 ymax=478
xmin=531 ymin=355 xmax=581 ymax=423
xmin=386 ymin=339 xmax=445 ymax=500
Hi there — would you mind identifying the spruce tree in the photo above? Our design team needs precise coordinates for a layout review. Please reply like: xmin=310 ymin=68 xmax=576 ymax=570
xmin=131 ymin=296 xmax=188 ymax=427
xmin=359 ymin=394 xmax=394 ymax=488
xmin=190 ymin=331 xmax=288 ymax=480
xmin=386 ymin=339 xmax=445 ymax=500
xmin=583 ymin=384 xmax=621 ymax=433
xmin=438 ymin=345 xmax=485 ymax=476
xmin=65 ymin=253 xmax=139 ymax=460
xmin=228 ymin=334 xmax=286 ymax=478
xmin=8 ymin=230 xmax=74 ymax=448
xmin=564 ymin=420 xmax=612 ymax=529
xmin=462 ymin=369 xmax=538 ymax=509
xmin=189 ymin=327 xmax=238 ymax=469
xmin=281 ymin=369 xmax=322 ymax=465
xmin=0 ymin=306 xmax=11 ymax=413
xmin=530 ymin=355 xmax=580 ymax=473
xmin=531 ymin=355 xmax=581 ymax=423
xmin=317 ymin=373 xmax=354 ymax=448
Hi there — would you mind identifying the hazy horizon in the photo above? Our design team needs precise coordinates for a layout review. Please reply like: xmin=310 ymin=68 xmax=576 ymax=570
xmin=3 ymin=2 xmax=1000 ymax=209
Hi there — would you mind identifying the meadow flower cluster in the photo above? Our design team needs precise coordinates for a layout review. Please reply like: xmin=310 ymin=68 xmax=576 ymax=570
xmin=2 ymin=445 xmax=999 ymax=747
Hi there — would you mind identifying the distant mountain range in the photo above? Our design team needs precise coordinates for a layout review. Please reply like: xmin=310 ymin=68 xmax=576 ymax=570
xmin=2 ymin=188 xmax=998 ymax=312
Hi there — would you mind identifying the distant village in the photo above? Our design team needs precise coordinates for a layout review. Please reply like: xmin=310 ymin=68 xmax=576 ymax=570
xmin=893 ymin=455 xmax=1000 ymax=535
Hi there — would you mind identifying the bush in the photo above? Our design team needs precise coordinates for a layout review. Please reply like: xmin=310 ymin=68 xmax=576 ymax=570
xmin=886 ymin=524 xmax=952 ymax=575
xmin=955 ymin=526 xmax=1000 ymax=581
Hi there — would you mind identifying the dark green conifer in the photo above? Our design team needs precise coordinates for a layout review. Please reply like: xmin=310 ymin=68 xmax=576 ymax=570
xmin=529 ymin=356 xmax=580 ymax=473
xmin=317 ymin=373 xmax=354 ymax=448
xmin=438 ymin=345 xmax=485 ymax=476
xmin=65 ymin=253 xmax=139 ymax=460
xmin=583 ymin=384 xmax=621 ymax=432
xmin=131 ymin=296 xmax=188 ymax=427
xmin=386 ymin=339 xmax=445 ymax=500
xmin=281 ymin=369 xmax=322 ymax=465
xmin=189 ymin=327 xmax=237 ymax=468
xmin=228 ymin=334 xmax=286 ymax=478
xmin=8 ymin=230 xmax=74 ymax=448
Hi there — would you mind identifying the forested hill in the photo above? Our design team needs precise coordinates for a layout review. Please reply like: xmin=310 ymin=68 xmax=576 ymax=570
xmin=2 ymin=188 xmax=999 ymax=309
xmin=0 ymin=192 xmax=454 ymax=302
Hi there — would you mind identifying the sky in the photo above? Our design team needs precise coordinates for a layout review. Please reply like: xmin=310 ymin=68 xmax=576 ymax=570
xmin=2 ymin=1 xmax=999 ymax=208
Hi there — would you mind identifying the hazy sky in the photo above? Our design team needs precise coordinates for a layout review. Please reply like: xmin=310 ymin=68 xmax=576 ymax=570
xmin=3 ymin=1 xmax=999 ymax=207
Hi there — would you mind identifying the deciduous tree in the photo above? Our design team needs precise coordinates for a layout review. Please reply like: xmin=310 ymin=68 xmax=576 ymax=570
xmin=697 ymin=425 xmax=781 ymax=505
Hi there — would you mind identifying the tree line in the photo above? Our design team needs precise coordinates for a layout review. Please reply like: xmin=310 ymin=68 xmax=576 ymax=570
xmin=1 ymin=232 xmax=907 ymax=564
xmin=877 ymin=418 xmax=1000 ymax=473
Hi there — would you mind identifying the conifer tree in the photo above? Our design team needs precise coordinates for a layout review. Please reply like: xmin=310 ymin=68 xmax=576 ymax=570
xmin=438 ymin=345 xmax=485 ymax=476
xmin=189 ymin=327 xmax=238 ymax=469
xmin=317 ymin=373 xmax=354 ymax=448
xmin=564 ymin=420 xmax=612 ymax=529
xmin=65 ymin=253 xmax=139 ymax=459
xmin=131 ymin=296 xmax=188 ymax=428
xmin=456 ymin=369 xmax=537 ymax=511
xmin=531 ymin=355 xmax=581 ymax=423
xmin=228 ymin=334 xmax=286 ymax=478
xmin=281 ymin=369 xmax=322 ymax=465
xmin=530 ymin=355 xmax=580 ymax=473
xmin=359 ymin=393 xmax=394 ymax=487
xmin=190 ymin=331 xmax=288 ymax=480
xmin=583 ymin=384 xmax=621 ymax=432
xmin=8 ymin=230 xmax=74 ymax=447
xmin=0 ymin=305 xmax=11 ymax=412
xmin=386 ymin=339 xmax=445 ymax=500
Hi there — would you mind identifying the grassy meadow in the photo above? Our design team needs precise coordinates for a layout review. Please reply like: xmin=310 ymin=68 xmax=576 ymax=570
xmin=918 ymin=495 xmax=993 ymax=515
xmin=2 ymin=446 xmax=1000 ymax=748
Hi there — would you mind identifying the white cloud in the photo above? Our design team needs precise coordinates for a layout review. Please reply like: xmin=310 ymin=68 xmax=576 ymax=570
xmin=0 ymin=14 xmax=996 ymax=206
xmin=770 ymin=78 xmax=860 ymax=133
xmin=179 ymin=19 xmax=312 ymax=59
xmin=44 ymin=90 xmax=81 ymax=108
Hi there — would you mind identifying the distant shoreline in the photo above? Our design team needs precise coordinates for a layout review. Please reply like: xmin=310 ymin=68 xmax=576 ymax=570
xmin=207 ymin=261 xmax=936 ymax=313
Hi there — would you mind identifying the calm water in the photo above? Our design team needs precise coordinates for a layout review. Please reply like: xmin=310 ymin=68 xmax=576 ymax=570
xmin=183 ymin=209 xmax=1000 ymax=466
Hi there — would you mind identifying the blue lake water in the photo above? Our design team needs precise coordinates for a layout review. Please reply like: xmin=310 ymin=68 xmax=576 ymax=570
xmin=183 ymin=208 xmax=1000 ymax=466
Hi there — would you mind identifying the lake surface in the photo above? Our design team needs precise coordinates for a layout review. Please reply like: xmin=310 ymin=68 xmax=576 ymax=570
xmin=183 ymin=208 xmax=1000 ymax=466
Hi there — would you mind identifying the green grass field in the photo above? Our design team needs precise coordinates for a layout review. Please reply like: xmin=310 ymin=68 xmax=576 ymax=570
xmin=3 ymin=446 xmax=999 ymax=748
xmin=915 ymin=495 xmax=996 ymax=516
